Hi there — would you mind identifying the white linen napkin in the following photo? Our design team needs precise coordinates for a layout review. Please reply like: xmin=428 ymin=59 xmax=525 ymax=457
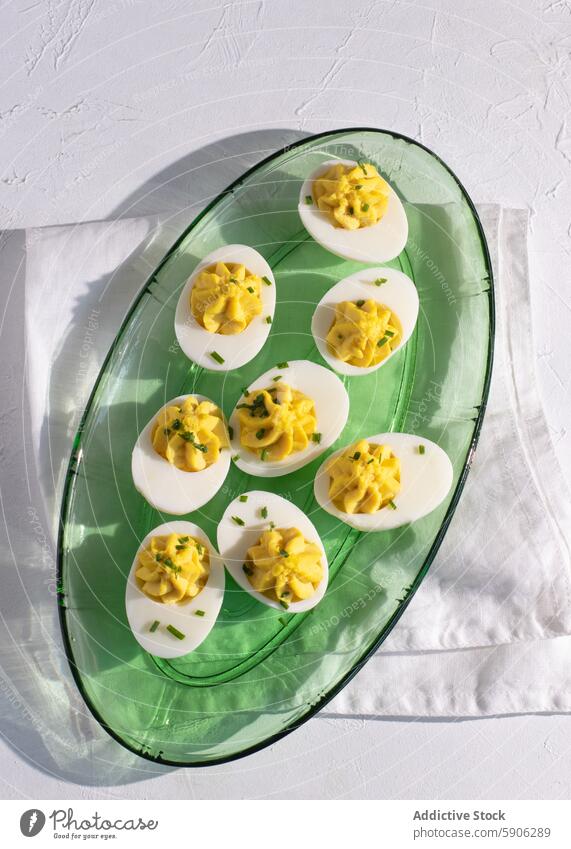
xmin=20 ymin=205 xmax=571 ymax=717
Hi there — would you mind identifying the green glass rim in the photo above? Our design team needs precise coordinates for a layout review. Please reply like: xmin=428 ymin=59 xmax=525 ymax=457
xmin=56 ymin=126 xmax=495 ymax=768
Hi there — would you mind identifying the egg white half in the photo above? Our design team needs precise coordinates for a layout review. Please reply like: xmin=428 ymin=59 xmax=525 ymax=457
xmin=228 ymin=359 xmax=349 ymax=478
xmin=311 ymin=267 xmax=419 ymax=376
xmin=131 ymin=393 xmax=230 ymax=515
xmin=125 ymin=520 xmax=225 ymax=659
xmin=174 ymin=244 xmax=276 ymax=372
xmin=217 ymin=490 xmax=328 ymax=612
xmin=314 ymin=432 xmax=453 ymax=531
xmin=298 ymin=159 xmax=408 ymax=263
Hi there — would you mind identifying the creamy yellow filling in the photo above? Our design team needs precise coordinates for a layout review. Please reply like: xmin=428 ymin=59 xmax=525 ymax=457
xmin=237 ymin=382 xmax=317 ymax=461
xmin=245 ymin=527 xmax=323 ymax=605
xmin=327 ymin=299 xmax=402 ymax=367
xmin=327 ymin=439 xmax=401 ymax=514
xmin=152 ymin=396 xmax=228 ymax=472
xmin=136 ymin=533 xmax=209 ymax=604
xmin=313 ymin=162 xmax=390 ymax=230
xmin=191 ymin=261 xmax=262 ymax=334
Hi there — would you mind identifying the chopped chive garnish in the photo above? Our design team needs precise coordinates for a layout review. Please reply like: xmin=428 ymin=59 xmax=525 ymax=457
xmin=239 ymin=494 xmax=248 ymax=502
xmin=228 ymin=425 xmax=234 ymax=440
xmin=232 ymin=454 xmax=240 ymax=462
xmin=280 ymin=599 xmax=290 ymax=610
xmin=210 ymin=351 xmax=224 ymax=364
xmin=171 ymin=418 xmax=182 ymax=430
xmin=362 ymin=202 xmax=370 ymax=212
xmin=149 ymin=620 xmax=160 ymax=633
xmin=195 ymin=610 xmax=205 ymax=617
xmin=178 ymin=536 xmax=189 ymax=543
xmin=377 ymin=336 xmax=389 ymax=347
xmin=367 ymin=457 xmax=375 ymax=464
xmin=255 ymin=428 xmax=265 ymax=440
xmin=175 ymin=544 xmax=187 ymax=551
xmin=305 ymin=195 xmax=313 ymax=204
xmin=265 ymin=315 xmax=272 ymax=324
xmin=355 ymin=184 xmax=363 ymax=190
xmin=196 ymin=542 xmax=204 ymax=555
xmin=241 ymin=386 xmax=250 ymax=396
xmin=243 ymin=563 xmax=254 ymax=576
xmin=276 ymin=361 xmax=289 ymax=368
xmin=374 ymin=277 xmax=387 ymax=286
xmin=262 ymin=275 xmax=272 ymax=286
xmin=229 ymin=276 xmax=238 ymax=284
xmin=418 ymin=444 xmax=426 ymax=455
xmin=385 ymin=330 xmax=395 ymax=337
xmin=388 ymin=500 xmax=397 ymax=510
xmin=311 ymin=432 xmax=322 ymax=444
xmin=261 ymin=506 xmax=268 ymax=519
xmin=351 ymin=451 xmax=361 ymax=461
xmin=272 ymin=374 xmax=282 ymax=382
xmin=279 ymin=549 xmax=289 ymax=558
xmin=166 ymin=624 xmax=185 ymax=640
xmin=356 ymin=299 xmax=365 ymax=307
xmin=260 ymin=448 xmax=268 ymax=461
xmin=232 ymin=516 xmax=245 ymax=526
xmin=155 ymin=553 xmax=163 ymax=563
xmin=247 ymin=286 xmax=255 ymax=293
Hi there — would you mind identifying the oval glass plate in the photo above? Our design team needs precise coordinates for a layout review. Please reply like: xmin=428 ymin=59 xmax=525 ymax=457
xmin=58 ymin=128 xmax=494 ymax=766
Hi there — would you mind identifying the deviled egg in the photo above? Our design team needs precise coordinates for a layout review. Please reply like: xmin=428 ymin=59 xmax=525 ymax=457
xmin=228 ymin=360 xmax=349 ymax=477
xmin=217 ymin=491 xmax=328 ymax=612
xmin=311 ymin=267 xmax=419 ymax=376
xmin=132 ymin=394 xmax=230 ymax=514
xmin=175 ymin=244 xmax=276 ymax=371
xmin=125 ymin=520 xmax=224 ymax=658
xmin=314 ymin=433 xmax=453 ymax=531
xmin=298 ymin=159 xmax=408 ymax=263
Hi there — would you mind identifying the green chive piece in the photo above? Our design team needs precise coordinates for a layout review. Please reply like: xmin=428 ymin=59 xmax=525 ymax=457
xmin=377 ymin=336 xmax=389 ymax=347
xmin=305 ymin=195 xmax=313 ymax=204
xmin=272 ymin=375 xmax=282 ymax=382
xmin=388 ymin=500 xmax=397 ymax=510
xmin=362 ymin=202 xmax=370 ymax=212
xmin=311 ymin=432 xmax=322 ymax=444
xmin=262 ymin=275 xmax=272 ymax=286
xmin=418 ymin=444 xmax=426 ymax=455
xmin=241 ymin=386 xmax=249 ymax=396
xmin=355 ymin=184 xmax=363 ymax=190
xmin=385 ymin=330 xmax=395 ymax=337
xmin=276 ymin=361 xmax=289 ymax=368
xmin=279 ymin=549 xmax=289 ymax=558
xmin=269 ymin=521 xmax=275 ymax=529
xmin=229 ymin=276 xmax=238 ymax=284
xmin=367 ymin=458 xmax=375 ymax=464
xmin=243 ymin=563 xmax=254 ymax=576
xmin=149 ymin=620 xmax=160 ymax=633
xmin=196 ymin=542 xmax=204 ymax=555
xmin=255 ymin=428 xmax=265 ymax=440
xmin=195 ymin=610 xmax=205 ymax=617
xmin=280 ymin=599 xmax=290 ymax=610
xmin=265 ymin=315 xmax=272 ymax=324
xmin=210 ymin=351 xmax=224 ymax=364
xmin=260 ymin=448 xmax=268 ymax=461
xmin=175 ymin=544 xmax=186 ymax=551
xmin=166 ymin=624 xmax=185 ymax=640
xmin=261 ymin=506 xmax=268 ymax=519
xmin=232 ymin=516 xmax=245 ymax=526
xmin=374 ymin=277 xmax=387 ymax=286
xmin=351 ymin=451 xmax=361 ymax=461
xmin=247 ymin=286 xmax=254 ymax=293
xmin=178 ymin=536 xmax=189 ymax=543
xmin=356 ymin=299 xmax=365 ymax=307
xmin=228 ymin=425 xmax=234 ymax=440
xmin=232 ymin=454 xmax=240 ymax=462
xmin=239 ymin=495 xmax=248 ymax=502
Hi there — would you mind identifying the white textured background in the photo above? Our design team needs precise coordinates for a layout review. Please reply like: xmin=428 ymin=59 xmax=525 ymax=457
xmin=1 ymin=0 xmax=571 ymax=799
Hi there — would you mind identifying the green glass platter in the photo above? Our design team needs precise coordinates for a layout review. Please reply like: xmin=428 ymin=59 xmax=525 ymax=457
xmin=57 ymin=128 xmax=494 ymax=766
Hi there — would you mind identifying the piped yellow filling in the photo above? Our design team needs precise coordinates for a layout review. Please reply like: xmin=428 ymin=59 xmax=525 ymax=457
xmin=191 ymin=261 xmax=262 ymax=334
xmin=245 ymin=527 xmax=323 ymax=606
xmin=327 ymin=299 xmax=402 ymax=367
xmin=136 ymin=533 xmax=209 ymax=604
xmin=237 ymin=382 xmax=317 ymax=461
xmin=313 ymin=162 xmax=390 ymax=230
xmin=327 ymin=439 xmax=401 ymax=514
xmin=152 ymin=396 xmax=228 ymax=472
